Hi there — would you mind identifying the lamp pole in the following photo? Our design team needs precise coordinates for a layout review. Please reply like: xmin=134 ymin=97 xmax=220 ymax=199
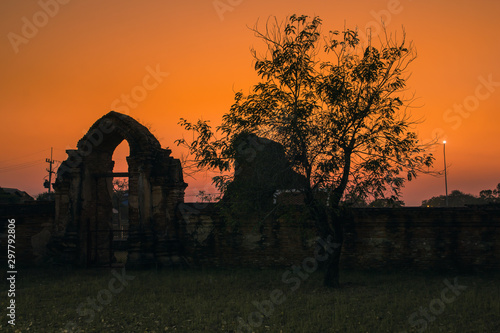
xmin=443 ymin=141 xmax=448 ymax=207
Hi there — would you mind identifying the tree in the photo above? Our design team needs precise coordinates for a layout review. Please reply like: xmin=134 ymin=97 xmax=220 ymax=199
xmin=479 ymin=183 xmax=500 ymax=204
xmin=422 ymin=183 xmax=500 ymax=207
xmin=35 ymin=192 xmax=55 ymax=201
xmin=112 ymin=179 xmax=129 ymax=231
xmin=423 ymin=190 xmax=479 ymax=207
xmin=369 ymin=198 xmax=405 ymax=208
xmin=479 ymin=189 xmax=494 ymax=201
xmin=177 ymin=15 xmax=433 ymax=287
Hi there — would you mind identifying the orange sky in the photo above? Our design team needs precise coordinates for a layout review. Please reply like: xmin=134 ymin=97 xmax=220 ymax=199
xmin=1 ymin=0 xmax=499 ymax=206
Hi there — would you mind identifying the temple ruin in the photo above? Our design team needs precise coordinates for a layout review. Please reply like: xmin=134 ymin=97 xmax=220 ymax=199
xmin=52 ymin=111 xmax=187 ymax=268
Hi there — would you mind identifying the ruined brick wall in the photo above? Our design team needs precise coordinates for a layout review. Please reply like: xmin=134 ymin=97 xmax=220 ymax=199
xmin=179 ymin=204 xmax=500 ymax=271
xmin=177 ymin=203 xmax=316 ymax=267
xmin=341 ymin=206 xmax=500 ymax=271
xmin=0 ymin=202 xmax=54 ymax=266
xmin=3 ymin=202 xmax=499 ymax=271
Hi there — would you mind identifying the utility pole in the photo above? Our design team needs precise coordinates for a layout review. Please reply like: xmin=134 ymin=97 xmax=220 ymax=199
xmin=443 ymin=141 xmax=448 ymax=207
xmin=45 ymin=147 xmax=55 ymax=193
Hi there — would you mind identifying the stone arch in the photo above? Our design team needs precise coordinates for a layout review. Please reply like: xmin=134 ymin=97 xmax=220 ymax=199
xmin=53 ymin=111 xmax=187 ymax=268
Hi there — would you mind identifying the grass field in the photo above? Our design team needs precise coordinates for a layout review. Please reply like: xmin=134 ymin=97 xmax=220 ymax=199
xmin=1 ymin=266 xmax=499 ymax=332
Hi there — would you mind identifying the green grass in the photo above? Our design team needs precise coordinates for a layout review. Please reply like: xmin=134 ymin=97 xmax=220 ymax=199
xmin=1 ymin=267 xmax=499 ymax=332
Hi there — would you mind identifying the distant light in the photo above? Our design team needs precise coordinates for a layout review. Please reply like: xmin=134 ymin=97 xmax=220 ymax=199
xmin=443 ymin=140 xmax=447 ymax=144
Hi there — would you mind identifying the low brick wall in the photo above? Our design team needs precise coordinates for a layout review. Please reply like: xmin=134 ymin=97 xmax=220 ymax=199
xmin=2 ymin=202 xmax=499 ymax=271
xmin=179 ymin=204 xmax=500 ymax=271
xmin=0 ymin=202 xmax=55 ymax=265
xmin=177 ymin=203 xmax=316 ymax=267
xmin=342 ymin=206 xmax=500 ymax=271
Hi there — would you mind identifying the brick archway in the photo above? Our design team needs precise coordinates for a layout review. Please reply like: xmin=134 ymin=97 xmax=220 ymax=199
xmin=53 ymin=111 xmax=186 ymax=267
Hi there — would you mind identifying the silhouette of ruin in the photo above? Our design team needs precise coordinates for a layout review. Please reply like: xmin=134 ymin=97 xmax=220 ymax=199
xmin=51 ymin=111 xmax=186 ymax=268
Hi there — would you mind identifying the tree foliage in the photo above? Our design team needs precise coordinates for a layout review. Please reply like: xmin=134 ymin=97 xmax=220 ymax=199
xmin=177 ymin=15 xmax=434 ymax=287
xmin=35 ymin=192 xmax=55 ymax=201
xmin=422 ymin=183 xmax=500 ymax=207
xmin=178 ymin=14 xmax=433 ymax=207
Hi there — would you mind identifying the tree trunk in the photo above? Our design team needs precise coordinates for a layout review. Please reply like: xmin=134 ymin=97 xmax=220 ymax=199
xmin=323 ymin=208 xmax=344 ymax=288
xmin=323 ymin=233 xmax=343 ymax=288
xmin=304 ymin=190 xmax=345 ymax=288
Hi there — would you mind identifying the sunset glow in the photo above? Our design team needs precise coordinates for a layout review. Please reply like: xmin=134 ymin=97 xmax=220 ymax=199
xmin=1 ymin=0 xmax=499 ymax=205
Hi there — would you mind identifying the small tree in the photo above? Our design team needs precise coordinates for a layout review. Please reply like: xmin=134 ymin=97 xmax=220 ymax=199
xmin=369 ymin=198 xmax=405 ymax=208
xmin=35 ymin=192 xmax=55 ymax=201
xmin=178 ymin=15 xmax=433 ymax=287
xmin=479 ymin=183 xmax=500 ymax=204
xmin=112 ymin=179 xmax=129 ymax=231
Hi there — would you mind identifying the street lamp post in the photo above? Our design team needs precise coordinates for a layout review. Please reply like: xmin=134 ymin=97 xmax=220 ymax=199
xmin=443 ymin=141 xmax=448 ymax=207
